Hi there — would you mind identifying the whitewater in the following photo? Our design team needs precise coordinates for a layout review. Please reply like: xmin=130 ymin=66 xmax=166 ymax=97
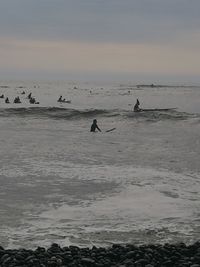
xmin=0 ymin=80 xmax=199 ymax=249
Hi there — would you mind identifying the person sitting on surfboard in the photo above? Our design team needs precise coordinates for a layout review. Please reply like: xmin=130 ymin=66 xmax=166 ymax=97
xmin=29 ymin=97 xmax=36 ymax=104
xmin=134 ymin=98 xmax=141 ymax=112
xmin=5 ymin=97 xmax=10 ymax=103
xmin=28 ymin=93 xmax=32 ymax=99
xmin=90 ymin=119 xmax=101 ymax=132
xmin=13 ymin=96 xmax=21 ymax=103
xmin=57 ymin=95 xmax=63 ymax=102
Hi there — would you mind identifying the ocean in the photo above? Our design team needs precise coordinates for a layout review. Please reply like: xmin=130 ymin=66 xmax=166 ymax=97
xmin=0 ymin=80 xmax=199 ymax=249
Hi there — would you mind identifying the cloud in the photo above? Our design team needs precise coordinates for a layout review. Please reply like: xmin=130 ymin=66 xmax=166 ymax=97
xmin=0 ymin=1 xmax=200 ymax=81
xmin=1 ymin=37 xmax=200 ymax=76
xmin=0 ymin=0 xmax=200 ymax=43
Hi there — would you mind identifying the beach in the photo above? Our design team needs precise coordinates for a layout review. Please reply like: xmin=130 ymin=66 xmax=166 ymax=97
xmin=0 ymin=242 xmax=200 ymax=266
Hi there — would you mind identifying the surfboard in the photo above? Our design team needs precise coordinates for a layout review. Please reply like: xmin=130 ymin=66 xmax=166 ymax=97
xmin=58 ymin=100 xmax=71 ymax=103
xmin=134 ymin=108 xmax=177 ymax=112
xmin=105 ymin=127 xmax=116 ymax=132
xmin=141 ymin=108 xmax=176 ymax=112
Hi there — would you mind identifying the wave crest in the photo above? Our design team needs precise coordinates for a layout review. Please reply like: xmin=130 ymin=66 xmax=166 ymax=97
xmin=0 ymin=107 xmax=195 ymax=121
xmin=0 ymin=107 xmax=114 ymax=119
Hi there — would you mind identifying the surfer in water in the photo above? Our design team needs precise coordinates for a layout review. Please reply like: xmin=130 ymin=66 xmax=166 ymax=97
xmin=5 ymin=97 xmax=10 ymax=103
xmin=90 ymin=119 xmax=101 ymax=132
xmin=14 ymin=96 xmax=21 ymax=103
xmin=28 ymin=93 xmax=32 ymax=99
xmin=57 ymin=95 xmax=62 ymax=102
xmin=134 ymin=98 xmax=141 ymax=112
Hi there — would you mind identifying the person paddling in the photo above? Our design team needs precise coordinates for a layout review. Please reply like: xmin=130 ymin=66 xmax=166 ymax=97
xmin=90 ymin=119 xmax=101 ymax=132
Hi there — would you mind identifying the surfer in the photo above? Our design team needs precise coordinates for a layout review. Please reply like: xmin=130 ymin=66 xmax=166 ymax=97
xmin=90 ymin=119 xmax=101 ymax=132
xmin=14 ymin=96 xmax=21 ymax=103
xmin=57 ymin=96 xmax=71 ymax=103
xmin=134 ymin=98 xmax=141 ymax=112
xmin=28 ymin=93 xmax=32 ymax=99
xmin=29 ymin=97 xmax=36 ymax=104
xmin=5 ymin=97 xmax=10 ymax=103
xmin=57 ymin=96 xmax=62 ymax=102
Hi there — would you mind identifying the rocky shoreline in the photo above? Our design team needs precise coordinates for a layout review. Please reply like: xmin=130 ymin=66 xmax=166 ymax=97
xmin=0 ymin=242 xmax=200 ymax=267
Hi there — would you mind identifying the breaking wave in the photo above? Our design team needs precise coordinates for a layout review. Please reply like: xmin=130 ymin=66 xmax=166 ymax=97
xmin=126 ymin=109 xmax=195 ymax=121
xmin=0 ymin=107 xmax=196 ymax=121
xmin=0 ymin=107 xmax=115 ymax=119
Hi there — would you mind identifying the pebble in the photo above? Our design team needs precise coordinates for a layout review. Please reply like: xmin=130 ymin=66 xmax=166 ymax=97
xmin=0 ymin=241 xmax=199 ymax=266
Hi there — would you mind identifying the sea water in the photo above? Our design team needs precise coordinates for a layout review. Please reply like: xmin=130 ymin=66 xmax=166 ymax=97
xmin=0 ymin=81 xmax=199 ymax=248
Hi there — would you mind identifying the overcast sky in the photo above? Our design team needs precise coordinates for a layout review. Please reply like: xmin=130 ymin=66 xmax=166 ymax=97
xmin=0 ymin=0 xmax=200 ymax=82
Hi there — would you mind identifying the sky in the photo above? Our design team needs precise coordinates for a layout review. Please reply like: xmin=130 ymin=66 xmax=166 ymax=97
xmin=0 ymin=0 xmax=200 ymax=82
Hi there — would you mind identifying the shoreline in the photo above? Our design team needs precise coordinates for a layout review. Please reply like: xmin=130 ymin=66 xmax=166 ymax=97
xmin=0 ymin=242 xmax=200 ymax=266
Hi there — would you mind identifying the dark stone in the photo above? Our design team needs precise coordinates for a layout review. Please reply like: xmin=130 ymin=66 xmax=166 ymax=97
xmin=81 ymin=257 xmax=95 ymax=265
xmin=0 ymin=253 xmax=10 ymax=262
xmin=122 ymin=258 xmax=134 ymax=266
xmin=69 ymin=245 xmax=80 ymax=251
xmin=126 ymin=251 xmax=136 ymax=258
xmin=2 ymin=256 xmax=13 ymax=265
xmin=134 ymin=258 xmax=149 ymax=266
xmin=95 ymin=264 xmax=104 ymax=267
xmin=162 ymin=259 xmax=173 ymax=266
xmin=0 ymin=241 xmax=200 ymax=266
xmin=35 ymin=246 xmax=46 ymax=253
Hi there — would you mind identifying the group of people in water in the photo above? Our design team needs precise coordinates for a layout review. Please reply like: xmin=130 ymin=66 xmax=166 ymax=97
xmin=0 ymin=94 xmax=11 ymax=103
xmin=0 ymin=91 xmax=72 ymax=105
xmin=0 ymin=94 xmax=10 ymax=103
xmin=0 ymin=92 xmax=40 ymax=105
xmin=1 ymin=90 xmax=140 ymax=133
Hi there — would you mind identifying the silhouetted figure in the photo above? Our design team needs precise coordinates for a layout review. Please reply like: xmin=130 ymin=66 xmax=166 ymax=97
xmin=28 ymin=93 xmax=32 ymax=99
xmin=57 ymin=96 xmax=62 ymax=102
xmin=90 ymin=119 xmax=101 ymax=132
xmin=0 ymin=94 xmax=4 ymax=98
xmin=5 ymin=97 xmax=10 ymax=103
xmin=134 ymin=98 xmax=141 ymax=112
xmin=14 ymin=96 xmax=21 ymax=103
xmin=29 ymin=97 xmax=36 ymax=104
xmin=57 ymin=96 xmax=71 ymax=103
